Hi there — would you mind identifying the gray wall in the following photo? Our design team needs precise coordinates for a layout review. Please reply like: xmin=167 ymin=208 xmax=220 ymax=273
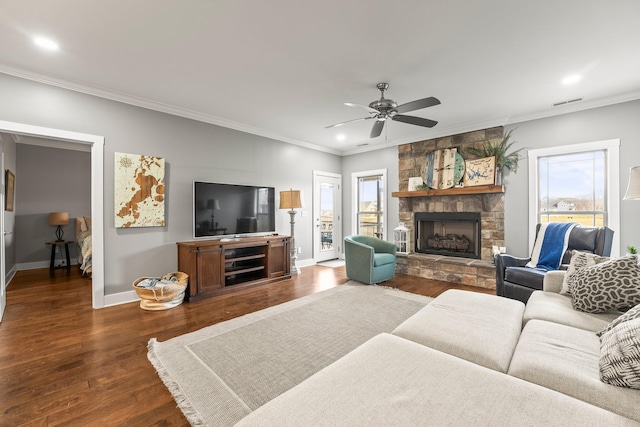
xmin=2 ymin=71 xmax=638 ymax=294
xmin=342 ymin=100 xmax=640 ymax=260
xmin=341 ymin=146 xmax=400 ymax=241
xmin=0 ymin=73 xmax=341 ymax=294
xmin=15 ymin=144 xmax=91 ymax=265
xmin=1 ymin=132 xmax=17 ymax=272
xmin=503 ymin=99 xmax=640 ymax=257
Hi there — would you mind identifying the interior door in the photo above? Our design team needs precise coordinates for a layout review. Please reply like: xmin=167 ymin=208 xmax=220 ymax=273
xmin=313 ymin=171 xmax=341 ymax=262
xmin=0 ymin=152 xmax=6 ymax=322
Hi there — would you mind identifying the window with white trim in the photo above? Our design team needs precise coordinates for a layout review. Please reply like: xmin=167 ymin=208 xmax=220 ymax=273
xmin=352 ymin=169 xmax=387 ymax=240
xmin=528 ymin=139 xmax=620 ymax=256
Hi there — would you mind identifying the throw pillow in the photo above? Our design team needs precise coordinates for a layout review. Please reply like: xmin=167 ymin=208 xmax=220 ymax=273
xmin=597 ymin=303 xmax=640 ymax=338
xmin=571 ymin=255 xmax=640 ymax=313
xmin=599 ymin=317 xmax=640 ymax=389
xmin=561 ymin=250 xmax=608 ymax=295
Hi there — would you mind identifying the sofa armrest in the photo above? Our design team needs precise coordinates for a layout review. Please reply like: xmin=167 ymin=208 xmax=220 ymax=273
xmin=495 ymin=254 xmax=531 ymax=296
xmin=543 ymin=270 xmax=565 ymax=294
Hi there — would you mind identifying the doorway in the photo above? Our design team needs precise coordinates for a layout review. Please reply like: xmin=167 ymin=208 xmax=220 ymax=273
xmin=313 ymin=171 xmax=342 ymax=262
xmin=0 ymin=120 xmax=104 ymax=313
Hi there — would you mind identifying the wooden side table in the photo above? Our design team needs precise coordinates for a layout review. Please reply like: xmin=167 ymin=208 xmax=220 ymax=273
xmin=46 ymin=240 xmax=74 ymax=276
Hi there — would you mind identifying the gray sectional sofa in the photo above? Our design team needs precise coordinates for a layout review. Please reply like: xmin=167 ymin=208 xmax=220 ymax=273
xmin=237 ymin=275 xmax=640 ymax=426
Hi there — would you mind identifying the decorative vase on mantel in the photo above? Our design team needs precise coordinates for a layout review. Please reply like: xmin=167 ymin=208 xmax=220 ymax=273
xmin=495 ymin=168 xmax=504 ymax=186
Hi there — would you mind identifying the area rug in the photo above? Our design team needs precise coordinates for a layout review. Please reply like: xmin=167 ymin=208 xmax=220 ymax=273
xmin=147 ymin=282 xmax=431 ymax=426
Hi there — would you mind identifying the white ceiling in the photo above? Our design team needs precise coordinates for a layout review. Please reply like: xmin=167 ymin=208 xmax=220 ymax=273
xmin=1 ymin=0 xmax=639 ymax=155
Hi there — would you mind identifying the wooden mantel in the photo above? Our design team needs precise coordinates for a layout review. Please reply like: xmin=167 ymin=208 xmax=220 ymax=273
xmin=392 ymin=184 xmax=504 ymax=198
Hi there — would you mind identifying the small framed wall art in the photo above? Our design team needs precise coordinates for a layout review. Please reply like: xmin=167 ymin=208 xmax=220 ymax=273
xmin=464 ymin=156 xmax=496 ymax=187
xmin=5 ymin=169 xmax=14 ymax=211
xmin=408 ymin=177 xmax=424 ymax=191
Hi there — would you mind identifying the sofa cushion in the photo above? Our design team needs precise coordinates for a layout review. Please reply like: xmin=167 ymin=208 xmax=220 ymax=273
xmin=236 ymin=333 xmax=638 ymax=427
xmin=373 ymin=252 xmax=395 ymax=267
xmin=561 ymin=250 xmax=609 ymax=295
xmin=508 ymin=320 xmax=640 ymax=422
xmin=392 ymin=289 xmax=524 ymax=372
xmin=600 ymin=317 xmax=640 ymax=390
xmin=597 ymin=303 xmax=640 ymax=337
xmin=504 ymin=266 xmax=546 ymax=290
xmin=523 ymin=291 xmax=620 ymax=332
xmin=571 ymin=255 xmax=640 ymax=313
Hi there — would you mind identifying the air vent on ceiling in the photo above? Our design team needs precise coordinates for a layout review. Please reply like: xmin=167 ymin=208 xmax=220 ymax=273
xmin=356 ymin=143 xmax=370 ymax=147
xmin=553 ymin=98 xmax=583 ymax=107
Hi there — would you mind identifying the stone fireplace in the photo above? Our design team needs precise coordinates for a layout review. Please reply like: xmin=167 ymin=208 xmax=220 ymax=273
xmin=393 ymin=126 xmax=505 ymax=290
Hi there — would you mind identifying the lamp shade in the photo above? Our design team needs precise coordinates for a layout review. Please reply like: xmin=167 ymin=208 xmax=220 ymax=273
xmin=624 ymin=166 xmax=640 ymax=200
xmin=206 ymin=199 xmax=221 ymax=210
xmin=49 ymin=212 xmax=69 ymax=226
xmin=279 ymin=189 xmax=302 ymax=210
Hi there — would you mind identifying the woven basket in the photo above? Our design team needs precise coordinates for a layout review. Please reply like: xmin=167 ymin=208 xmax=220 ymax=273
xmin=133 ymin=271 xmax=188 ymax=311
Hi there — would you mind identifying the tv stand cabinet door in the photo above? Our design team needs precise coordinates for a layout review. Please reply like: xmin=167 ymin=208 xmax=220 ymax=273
xmin=268 ymin=238 xmax=291 ymax=278
xmin=196 ymin=246 xmax=224 ymax=294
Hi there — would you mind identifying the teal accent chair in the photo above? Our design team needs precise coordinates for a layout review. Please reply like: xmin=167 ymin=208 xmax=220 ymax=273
xmin=344 ymin=235 xmax=397 ymax=285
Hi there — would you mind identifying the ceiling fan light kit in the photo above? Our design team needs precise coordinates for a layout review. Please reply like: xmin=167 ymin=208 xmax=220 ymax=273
xmin=326 ymin=82 xmax=441 ymax=139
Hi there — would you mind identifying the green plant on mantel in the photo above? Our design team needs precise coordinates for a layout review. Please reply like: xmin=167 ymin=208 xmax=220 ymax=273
xmin=627 ymin=245 xmax=638 ymax=255
xmin=464 ymin=129 xmax=524 ymax=173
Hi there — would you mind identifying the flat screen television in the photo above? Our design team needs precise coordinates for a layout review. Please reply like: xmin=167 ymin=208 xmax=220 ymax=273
xmin=193 ymin=181 xmax=276 ymax=238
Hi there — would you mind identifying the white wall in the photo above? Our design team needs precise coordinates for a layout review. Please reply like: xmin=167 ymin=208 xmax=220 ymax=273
xmin=0 ymin=73 xmax=342 ymax=294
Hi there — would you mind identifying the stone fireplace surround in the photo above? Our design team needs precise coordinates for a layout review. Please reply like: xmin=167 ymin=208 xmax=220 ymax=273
xmin=394 ymin=126 xmax=505 ymax=290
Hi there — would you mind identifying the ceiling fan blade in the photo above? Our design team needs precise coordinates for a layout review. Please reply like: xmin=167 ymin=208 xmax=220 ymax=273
xmin=344 ymin=102 xmax=379 ymax=115
xmin=392 ymin=114 xmax=438 ymax=128
xmin=325 ymin=116 xmax=373 ymax=129
xmin=394 ymin=97 xmax=440 ymax=114
xmin=370 ymin=120 xmax=385 ymax=138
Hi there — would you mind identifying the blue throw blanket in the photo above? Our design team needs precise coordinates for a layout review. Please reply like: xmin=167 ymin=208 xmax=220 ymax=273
xmin=527 ymin=222 xmax=577 ymax=271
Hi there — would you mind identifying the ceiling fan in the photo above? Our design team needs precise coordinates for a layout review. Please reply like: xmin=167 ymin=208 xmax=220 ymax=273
xmin=326 ymin=83 xmax=440 ymax=138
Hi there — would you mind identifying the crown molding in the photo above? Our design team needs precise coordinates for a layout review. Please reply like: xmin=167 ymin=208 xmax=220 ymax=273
xmin=2 ymin=64 xmax=639 ymax=158
xmin=0 ymin=64 xmax=342 ymax=156
xmin=340 ymin=90 xmax=640 ymax=156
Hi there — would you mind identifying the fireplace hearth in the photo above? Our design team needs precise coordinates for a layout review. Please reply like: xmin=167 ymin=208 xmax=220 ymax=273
xmin=415 ymin=212 xmax=481 ymax=259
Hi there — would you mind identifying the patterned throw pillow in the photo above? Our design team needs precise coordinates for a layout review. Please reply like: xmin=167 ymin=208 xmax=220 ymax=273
xmin=600 ymin=317 xmax=640 ymax=389
xmin=561 ymin=250 xmax=609 ymax=295
xmin=597 ymin=303 xmax=640 ymax=338
xmin=571 ymin=255 xmax=640 ymax=313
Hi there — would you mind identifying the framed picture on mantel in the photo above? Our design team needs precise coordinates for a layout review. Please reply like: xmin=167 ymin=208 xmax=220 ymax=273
xmin=464 ymin=156 xmax=496 ymax=187
xmin=5 ymin=169 xmax=14 ymax=211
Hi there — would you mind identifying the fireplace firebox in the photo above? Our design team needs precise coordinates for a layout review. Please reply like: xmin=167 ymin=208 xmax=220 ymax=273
xmin=414 ymin=212 xmax=481 ymax=259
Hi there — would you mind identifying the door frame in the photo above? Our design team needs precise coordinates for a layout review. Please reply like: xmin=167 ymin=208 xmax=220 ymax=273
xmin=312 ymin=171 xmax=342 ymax=262
xmin=0 ymin=120 xmax=106 ymax=309
xmin=0 ymin=151 xmax=5 ymax=321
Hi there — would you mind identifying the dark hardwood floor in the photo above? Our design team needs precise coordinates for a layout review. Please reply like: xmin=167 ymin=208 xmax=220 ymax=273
xmin=0 ymin=265 xmax=492 ymax=426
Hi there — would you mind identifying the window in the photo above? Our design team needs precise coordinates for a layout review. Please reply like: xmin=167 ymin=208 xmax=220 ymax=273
xmin=528 ymin=139 xmax=620 ymax=256
xmin=352 ymin=169 xmax=387 ymax=239
xmin=538 ymin=151 xmax=606 ymax=226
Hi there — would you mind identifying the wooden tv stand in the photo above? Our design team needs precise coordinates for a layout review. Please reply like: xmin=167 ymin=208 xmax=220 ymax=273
xmin=177 ymin=235 xmax=291 ymax=302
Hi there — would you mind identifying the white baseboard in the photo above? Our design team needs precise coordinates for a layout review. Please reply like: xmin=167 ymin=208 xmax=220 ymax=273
xmin=17 ymin=260 xmax=79 ymax=271
xmin=103 ymin=290 xmax=139 ymax=307
xmin=296 ymin=258 xmax=316 ymax=269
xmin=5 ymin=264 xmax=17 ymax=287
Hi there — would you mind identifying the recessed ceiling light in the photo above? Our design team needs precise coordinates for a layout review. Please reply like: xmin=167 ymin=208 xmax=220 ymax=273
xmin=33 ymin=36 xmax=59 ymax=51
xmin=562 ymin=74 xmax=581 ymax=85
xmin=336 ymin=134 xmax=346 ymax=141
